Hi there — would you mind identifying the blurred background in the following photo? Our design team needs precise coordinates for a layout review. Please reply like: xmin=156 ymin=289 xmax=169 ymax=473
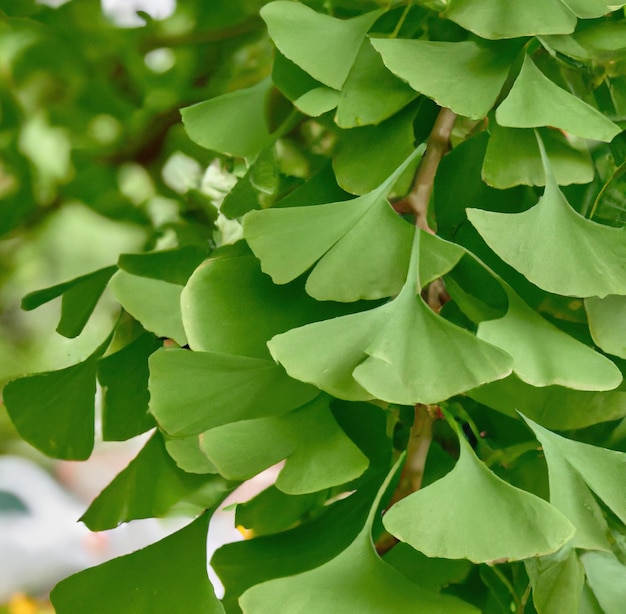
xmin=0 ymin=0 xmax=274 ymax=610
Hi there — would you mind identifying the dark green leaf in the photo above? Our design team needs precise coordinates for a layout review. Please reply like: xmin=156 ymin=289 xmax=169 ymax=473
xmin=118 ymin=246 xmax=210 ymax=285
xmin=586 ymin=295 xmax=626 ymax=359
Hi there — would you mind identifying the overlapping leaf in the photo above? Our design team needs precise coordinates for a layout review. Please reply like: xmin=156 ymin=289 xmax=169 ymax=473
xmin=51 ymin=515 xmax=225 ymax=614
xmin=468 ymin=134 xmax=626 ymax=298
xmin=269 ymin=231 xmax=512 ymax=404
xmin=581 ymin=551 xmax=626 ymax=614
xmin=244 ymin=146 xmax=423 ymax=301
xmin=109 ymin=271 xmax=187 ymax=345
xmin=240 ymin=457 xmax=479 ymax=614
xmin=496 ymin=56 xmax=620 ymax=142
xmin=384 ymin=432 xmax=575 ymax=563
xmin=260 ymin=1 xmax=383 ymax=91
xmin=148 ymin=347 xmax=318 ymax=436
xmin=200 ymin=395 xmax=368 ymax=495
xmin=525 ymin=417 xmax=626 ymax=551
xmin=118 ymin=246 xmax=210 ymax=285
xmin=477 ymin=282 xmax=622 ymax=390
xmin=585 ymin=295 xmax=626 ymax=359
xmin=371 ymin=39 xmax=518 ymax=119
xmin=3 ymin=333 xmax=111 ymax=460
xmin=483 ymin=125 xmax=593 ymax=188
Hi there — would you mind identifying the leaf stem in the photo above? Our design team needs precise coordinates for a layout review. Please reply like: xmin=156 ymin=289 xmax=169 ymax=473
xmin=490 ymin=564 xmax=524 ymax=613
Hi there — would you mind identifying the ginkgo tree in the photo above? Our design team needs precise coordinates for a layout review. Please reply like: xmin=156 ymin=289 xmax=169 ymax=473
xmin=2 ymin=0 xmax=626 ymax=612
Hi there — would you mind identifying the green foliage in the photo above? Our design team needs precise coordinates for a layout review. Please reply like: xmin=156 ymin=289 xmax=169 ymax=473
xmin=2 ymin=1 xmax=626 ymax=612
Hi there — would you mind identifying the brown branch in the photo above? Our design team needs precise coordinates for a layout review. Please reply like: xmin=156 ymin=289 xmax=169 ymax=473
xmin=393 ymin=107 xmax=457 ymax=231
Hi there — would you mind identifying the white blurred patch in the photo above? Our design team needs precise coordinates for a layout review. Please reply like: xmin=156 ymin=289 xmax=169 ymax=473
xmin=101 ymin=0 xmax=176 ymax=27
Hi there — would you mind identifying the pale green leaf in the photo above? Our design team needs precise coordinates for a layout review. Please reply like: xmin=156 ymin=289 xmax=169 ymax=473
xmin=269 ymin=232 xmax=511 ymax=404
xmin=496 ymin=56 xmax=620 ymax=142
xmin=468 ymin=135 xmax=626 ymax=298
xmin=293 ymin=86 xmax=339 ymax=117
xmin=477 ymin=283 xmax=622 ymax=390
xmin=201 ymin=395 xmax=368 ymax=494
xmin=483 ymin=125 xmax=593 ymax=188
xmin=164 ymin=434 xmax=217 ymax=474
xmin=148 ymin=347 xmax=318 ymax=436
xmin=561 ymin=0 xmax=626 ymax=19
xmin=240 ymin=457 xmax=479 ymax=614
xmin=244 ymin=147 xmax=424 ymax=301
xmin=524 ymin=416 xmax=626 ymax=549
xmin=525 ymin=546 xmax=585 ymax=614
xmin=371 ymin=38 xmax=518 ymax=119
xmin=261 ymin=1 xmax=383 ymax=90
xmin=585 ymin=295 xmax=626 ymax=358
xmin=581 ymin=551 xmax=626 ymax=614
xmin=51 ymin=515 xmax=225 ymax=614
xmin=181 ymin=79 xmax=272 ymax=159
xmin=444 ymin=0 xmax=576 ymax=39
xmin=384 ymin=435 xmax=575 ymax=563
xmin=109 ymin=270 xmax=187 ymax=345
xmin=335 ymin=39 xmax=417 ymax=128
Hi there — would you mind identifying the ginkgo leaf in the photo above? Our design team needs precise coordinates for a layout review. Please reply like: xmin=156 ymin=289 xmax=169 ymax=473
xmin=477 ymin=282 xmax=622 ymax=390
xmin=496 ymin=56 xmax=620 ymax=142
xmin=335 ymin=39 xmax=417 ymax=128
xmin=293 ymin=87 xmax=339 ymax=117
xmin=561 ymin=0 xmax=626 ymax=19
xmin=371 ymin=38 xmax=518 ymax=119
xmin=585 ymin=295 xmax=626 ymax=359
xmin=483 ymin=124 xmax=593 ymax=188
xmin=148 ymin=347 xmax=318 ymax=436
xmin=468 ymin=133 xmax=626 ymax=298
xmin=444 ymin=0 xmax=576 ymax=39
xmin=244 ymin=147 xmax=424 ymax=301
xmin=51 ymin=515 xmax=225 ymax=614
xmin=269 ymin=232 xmax=511 ymax=405
xmin=201 ymin=395 xmax=368 ymax=495
xmin=240 ymin=457 xmax=479 ymax=614
xmin=524 ymin=416 xmax=626 ymax=551
xmin=384 ymin=433 xmax=575 ymax=563
xmin=261 ymin=1 xmax=383 ymax=90
xmin=580 ymin=550 xmax=626 ymax=614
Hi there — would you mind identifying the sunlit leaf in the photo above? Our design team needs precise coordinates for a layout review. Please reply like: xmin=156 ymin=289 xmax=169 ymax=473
xmin=269 ymin=232 xmax=511 ymax=404
xmin=483 ymin=125 xmax=593 ymax=188
xmin=560 ymin=0 xmax=626 ymax=19
xmin=444 ymin=0 xmax=576 ymax=39
xmin=21 ymin=266 xmax=117 ymax=338
xmin=109 ymin=270 xmax=187 ymax=345
xmin=371 ymin=38 xmax=518 ymax=119
xmin=293 ymin=86 xmax=339 ymax=116
xmin=241 ymin=457 xmax=479 ymax=614
xmin=468 ymin=134 xmax=626 ymax=298
xmin=3 ymin=333 xmax=110 ymax=460
xmin=384 ymin=433 xmax=575 ymax=563
xmin=496 ymin=56 xmax=620 ymax=142
xmin=581 ymin=551 xmax=626 ymax=614
xmin=585 ymin=295 xmax=626 ymax=358
xmin=181 ymin=79 xmax=272 ymax=159
xmin=51 ymin=515 xmax=225 ymax=614
xmin=164 ymin=434 xmax=217 ymax=474
xmin=201 ymin=395 xmax=369 ymax=494
xmin=149 ymin=347 xmax=318 ymax=436
xmin=477 ymin=282 xmax=622 ymax=390
xmin=261 ymin=1 xmax=383 ymax=90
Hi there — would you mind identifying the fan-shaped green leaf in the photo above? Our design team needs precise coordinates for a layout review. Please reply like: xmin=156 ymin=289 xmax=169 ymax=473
xmin=524 ymin=416 xmax=626 ymax=551
xmin=51 ymin=515 xmax=225 ymax=614
xmin=261 ymin=1 xmax=383 ymax=90
xmin=496 ymin=56 xmax=620 ymax=142
xmin=581 ymin=551 xmax=626 ymax=614
xmin=244 ymin=147 xmax=423 ymax=301
xmin=81 ymin=431 xmax=232 ymax=531
xmin=109 ymin=271 xmax=187 ymax=345
xmin=444 ymin=0 xmax=576 ymax=39
xmin=468 ymin=135 xmax=626 ymax=298
xmin=477 ymin=283 xmax=622 ymax=390
xmin=148 ymin=347 xmax=318 ymax=436
xmin=164 ymin=434 xmax=217 ymax=474
xmin=335 ymin=39 xmax=417 ymax=128
xmin=21 ymin=265 xmax=117 ymax=339
xmin=483 ymin=125 xmax=593 ymax=188
xmin=293 ymin=86 xmax=339 ymax=116
xmin=240 ymin=457 xmax=479 ymax=614
xmin=201 ymin=395 xmax=368 ymax=495
xmin=384 ymin=434 xmax=575 ymax=563
xmin=181 ymin=79 xmax=272 ymax=159
xmin=269 ymin=232 xmax=511 ymax=404
xmin=3 ymin=333 xmax=110 ymax=460
xmin=561 ymin=0 xmax=626 ymax=18
xmin=118 ymin=246 xmax=210 ymax=285
xmin=586 ymin=295 xmax=626 ymax=359
xmin=371 ymin=38 xmax=518 ymax=119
